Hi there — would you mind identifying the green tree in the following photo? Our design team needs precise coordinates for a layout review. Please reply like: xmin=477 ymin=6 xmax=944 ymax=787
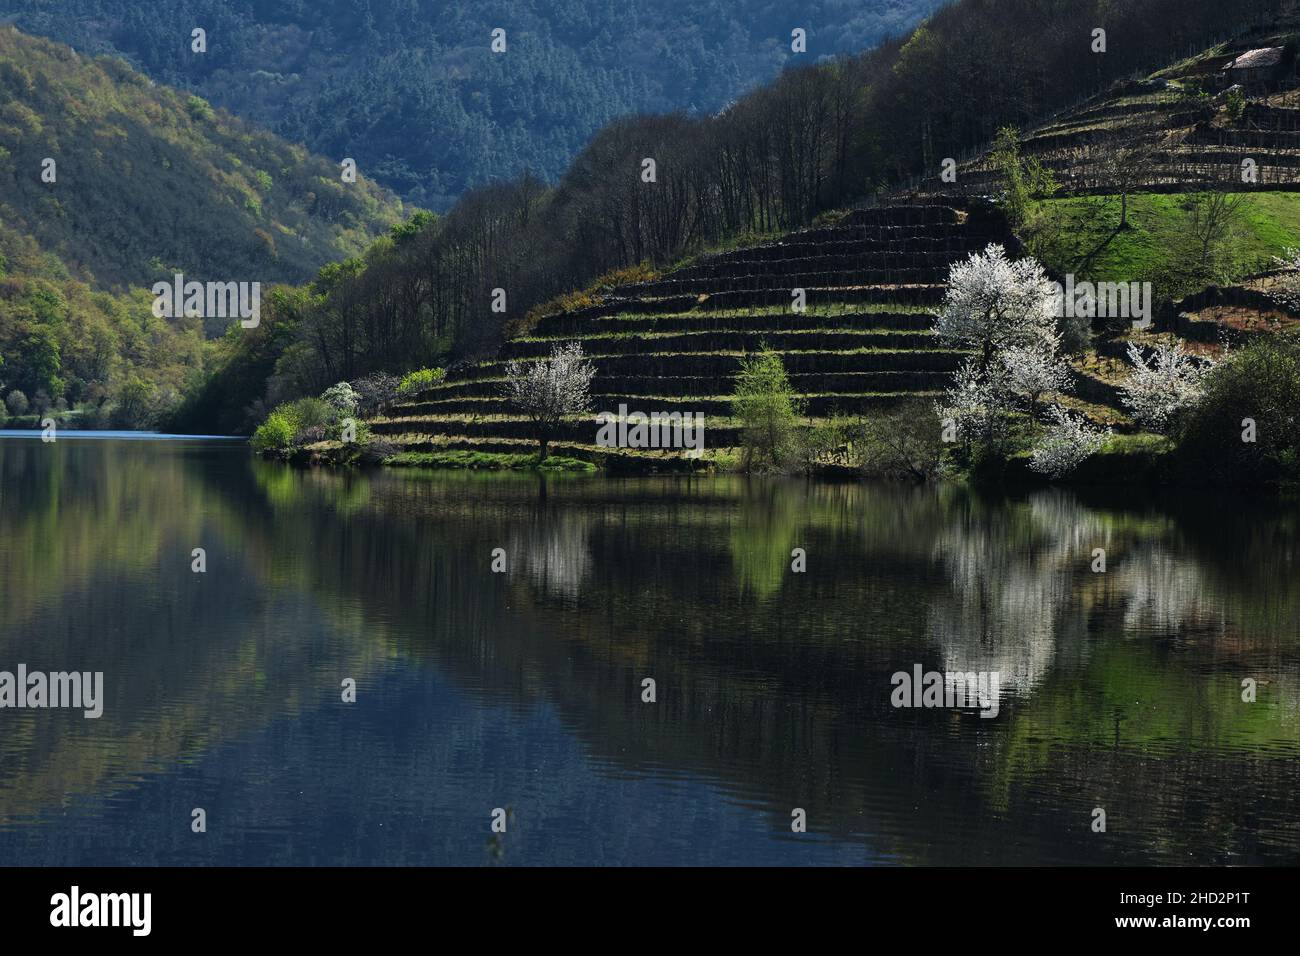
xmin=731 ymin=348 xmax=799 ymax=471
xmin=114 ymin=376 xmax=156 ymax=428
xmin=990 ymin=126 xmax=1057 ymax=232
xmin=186 ymin=94 xmax=215 ymax=122
xmin=1176 ymin=331 xmax=1300 ymax=483
xmin=10 ymin=324 xmax=63 ymax=398
xmin=1225 ymin=87 xmax=1246 ymax=121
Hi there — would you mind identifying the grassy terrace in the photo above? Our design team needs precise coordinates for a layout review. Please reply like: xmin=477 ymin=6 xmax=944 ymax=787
xmin=951 ymin=25 xmax=1300 ymax=194
xmin=347 ymin=191 xmax=1292 ymax=474
xmin=357 ymin=203 xmax=1000 ymax=469
xmin=386 ymin=450 xmax=597 ymax=472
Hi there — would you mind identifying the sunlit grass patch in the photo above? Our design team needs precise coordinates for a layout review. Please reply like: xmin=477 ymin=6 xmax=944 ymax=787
xmin=1030 ymin=192 xmax=1300 ymax=293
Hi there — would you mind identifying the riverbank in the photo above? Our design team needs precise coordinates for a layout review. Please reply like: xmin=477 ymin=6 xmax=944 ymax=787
xmin=264 ymin=436 xmax=707 ymax=474
xmin=255 ymin=431 xmax=1294 ymax=494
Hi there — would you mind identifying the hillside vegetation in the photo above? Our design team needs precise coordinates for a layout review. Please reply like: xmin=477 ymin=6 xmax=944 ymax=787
xmin=937 ymin=8 xmax=1300 ymax=297
xmin=0 ymin=27 xmax=404 ymax=292
xmin=1027 ymin=192 xmax=1300 ymax=295
xmin=1 ymin=0 xmax=945 ymax=209
xmin=240 ymin=0 xmax=1300 ymax=484
xmin=359 ymin=203 xmax=1006 ymax=469
xmin=0 ymin=26 xmax=404 ymax=429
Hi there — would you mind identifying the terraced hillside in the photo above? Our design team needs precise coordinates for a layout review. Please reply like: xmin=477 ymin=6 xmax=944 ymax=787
xmin=948 ymin=21 xmax=1300 ymax=195
xmin=367 ymin=204 xmax=1016 ymax=468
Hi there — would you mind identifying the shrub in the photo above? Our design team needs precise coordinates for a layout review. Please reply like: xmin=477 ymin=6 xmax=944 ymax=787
xmin=1225 ymin=86 xmax=1246 ymax=121
xmin=853 ymin=402 xmax=945 ymax=481
xmin=251 ymin=409 xmax=299 ymax=452
xmin=1029 ymin=406 xmax=1109 ymax=477
xmin=287 ymin=395 xmax=335 ymax=429
xmin=1175 ymin=331 xmax=1300 ymax=483
xmin=1119 ymin=341 xmax=1213 ymax=433
xmin=6 ymin=389 xmax=29 ymax=416
xmin=249 ymin=396 xmax=336 ymax=452
xmin=396 ymin=367 xmax=445 ymax=397
xmin=795 ymin=419 xmax=851 ymax=473
xmin=281 ymin=396 xmax=334 ymax=431
xmin=351 ymin=372 xmax=401 ymax=416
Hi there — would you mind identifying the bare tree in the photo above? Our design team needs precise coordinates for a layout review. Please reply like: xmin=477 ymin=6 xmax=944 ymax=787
xmin=1185 ymin=190 xmax=1252 ymax=278
xmin=1101 ymin=142 xmax=1155 ymax=229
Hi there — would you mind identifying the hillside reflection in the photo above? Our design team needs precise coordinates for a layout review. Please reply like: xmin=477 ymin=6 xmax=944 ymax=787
xmin=1 ymin=439 xmax=1297 ymax=864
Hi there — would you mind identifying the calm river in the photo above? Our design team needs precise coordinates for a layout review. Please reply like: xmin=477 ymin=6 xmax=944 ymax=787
xmin=1 ymin=434 xmax=1297 ymax=865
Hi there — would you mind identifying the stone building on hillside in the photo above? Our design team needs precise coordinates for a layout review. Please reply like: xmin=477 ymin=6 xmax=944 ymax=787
xmin=1221 ymin=46 xmax=1295 ymax=91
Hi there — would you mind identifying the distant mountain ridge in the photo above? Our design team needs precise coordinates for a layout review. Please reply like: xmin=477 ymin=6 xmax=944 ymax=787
xmin=0 ymin=0 xmax=946 ymax=208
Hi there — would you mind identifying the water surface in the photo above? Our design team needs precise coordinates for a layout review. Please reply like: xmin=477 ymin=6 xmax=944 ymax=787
xmin=1 ymin=436 xmax=1297 ymax=865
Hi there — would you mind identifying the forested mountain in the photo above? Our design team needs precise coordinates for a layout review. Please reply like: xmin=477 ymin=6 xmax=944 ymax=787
xmin=0 ymin=25 xmax=403 ymax=428
xmin=0 ymin=0 xmax=946 ymax=208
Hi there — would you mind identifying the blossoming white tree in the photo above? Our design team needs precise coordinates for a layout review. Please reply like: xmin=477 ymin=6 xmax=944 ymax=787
xmin=935 ymin=360 xmax=1012 ymax=445
xmin=504 ymin=341 xmax=595 ymax=460
xmin=937 ymin=245 xmax=1074 ymax=425
xmin=1029 ymin=405 xmax=1110 ymax=477
xmin=935 ymin=243 xmax=1060 ymax=372
xmin=1119 ymin=341 xmax=1213 ymax=433
xmin=1000 ymin=337 xmax=1073 ymax=417
xmin=934 ymin=244 xmax=1091 ymax=472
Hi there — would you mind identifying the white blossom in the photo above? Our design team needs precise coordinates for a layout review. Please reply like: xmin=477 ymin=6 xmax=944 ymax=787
xmin=320 ymin=381 xmax=359 ymax=417
xmin=1029 ymin=405 xmax=1109 ymax=477
xmin=504 ymin=341 xmax=595 ymax=458
xmin=1118 ymin=341 xmax=1213 ymax=433
xmin=935 ymin=359 xmax=1013 ymax=442
xmin=1270 ymin=246 xmax=1300 ymax=271
xmin=1000 ymin=339 xmax=1072 ymax=411
xmin=935 ymin=243 xmax=1059 ymax=364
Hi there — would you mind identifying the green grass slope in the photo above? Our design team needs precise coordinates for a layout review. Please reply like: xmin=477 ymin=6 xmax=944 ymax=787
xmin=1031 ymin=192 xmax=1300 ymax=293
